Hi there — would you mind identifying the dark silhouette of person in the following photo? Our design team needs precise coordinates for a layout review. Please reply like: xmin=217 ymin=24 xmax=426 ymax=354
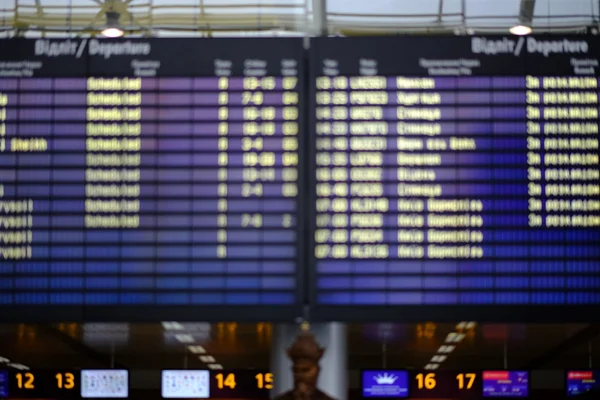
xmin=273 ymin=331 xmax=336 ymax=400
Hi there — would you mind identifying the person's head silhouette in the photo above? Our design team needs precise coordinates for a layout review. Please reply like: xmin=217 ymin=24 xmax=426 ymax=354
xmin=286 ymin=331 xmax=324 ymax=398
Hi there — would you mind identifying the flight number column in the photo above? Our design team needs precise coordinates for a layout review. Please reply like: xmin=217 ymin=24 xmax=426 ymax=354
xmin=85 ymin=77 xmax=142 ymax=229
xmin=524 ymin=76 xmax=600 ymax=228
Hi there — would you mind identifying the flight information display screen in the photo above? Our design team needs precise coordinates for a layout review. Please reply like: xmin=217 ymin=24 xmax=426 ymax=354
xmin=309 ymin=36 xmax=600 ymax=321
xmin=0 ymin=38 xmax=304 ymax=321
xmin=482 ymin=371 xmax=528 ymax=398
xmin=566 ymin=370 xmax=600 ymax=396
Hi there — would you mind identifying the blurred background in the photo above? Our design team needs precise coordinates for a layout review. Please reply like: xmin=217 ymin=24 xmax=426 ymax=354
xmin=1 ymin=322 xmax=600 ymax=373
xmin=0 ymin=0 xmax=599 ymax=38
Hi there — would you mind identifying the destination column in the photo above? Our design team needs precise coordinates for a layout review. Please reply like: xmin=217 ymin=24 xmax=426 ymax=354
xmin=396 ymin=76 xmax=485 ymax=267
xmin=396 ymin=76 xmax=447 ymax=262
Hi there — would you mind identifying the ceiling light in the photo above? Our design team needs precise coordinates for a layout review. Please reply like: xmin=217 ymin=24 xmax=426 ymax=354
xmin=102 ymin=11 xmax=124 ymax=38
xmin=445 ymin=332 xmax=465 ymax=343
xmin=200 ymin=355 xmax=215 ymax=363
xmin=174 ymin=334 xmax=194 ymax=344
xmin=431 ymin=355 xmax=447 ymax=363
xmin=456 ymin=322 xmax=467 ymax=330
xmin=188 ymin=345 xmax=206 ymax=354
xmin=438 ymin=345 xmax=455 ymax=353
xmin=0 ymin=357 xmax=10 ymax=363
xmin=424 ymin=364 xmax=439 ymax=370
xmin=84 ymin=323 xmax=130 ymax=332
xmin=162 ymin=322 xmax=184 ymax=331
xmin=102 ymin=28 xmax=125 ymax=38
xmin=509 ymin=25 xmax=532 ymax=36
xmin=445 ymin=332 xmax=457 ymax=342
xmin=180 ymin=323 xmax=211 ymax=332
xmin=8 ymin=363 xmax=29 ymax=370
xmin=208 ymin=364 xmax=223 ymax=370
xmin=465 ymin=322 xmax=476 ymax=329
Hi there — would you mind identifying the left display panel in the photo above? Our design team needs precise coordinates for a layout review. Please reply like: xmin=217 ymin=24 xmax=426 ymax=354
xmin=0 ymin=38 xmax=305 ymax=321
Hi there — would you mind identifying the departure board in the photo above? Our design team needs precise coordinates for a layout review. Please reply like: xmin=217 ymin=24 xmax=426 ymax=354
xmin=309 ymin=36 xmax=600 ymax=321
xmin=0 ymin=38 xmax=304 ymax=321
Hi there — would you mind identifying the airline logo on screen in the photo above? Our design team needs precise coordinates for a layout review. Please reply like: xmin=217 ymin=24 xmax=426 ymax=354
xmin=34 ymin=39 xmax=151 ymax=59
xmin=374 ymin=373 xmax=399 ymax=384
xmin=362 ymin=370 xmax=409 ymax=398
xmin=471 ymin=37 xmax=589 ymax=57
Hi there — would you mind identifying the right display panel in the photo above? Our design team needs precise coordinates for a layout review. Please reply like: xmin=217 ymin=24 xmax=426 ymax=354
xmin=309 ymin=36 xmax=600 ymax=321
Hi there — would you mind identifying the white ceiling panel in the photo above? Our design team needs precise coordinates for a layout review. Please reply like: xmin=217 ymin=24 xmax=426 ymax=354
xmin=439 ymin=0 xmax=463 ymax=26
xmin=464 ymin=0 xmax=521 ymax=17
xmin=534 ymin=0 xmax=596 ymax=26
xmin=32 ymin=0 xmax=100 ymax=6
xmin=327 ymin=16 xmax=442 ymax=25
xmin=327 ymin=0 xmax=441 ymax=16
xmin=442 ymin=0 xmax=463 ymax=16
xmin=15 ymin=0 xmax=37 ymax=6
xmin=150 ymin=0 xmax=198 ymax=5
xmin=201 ymin=0 xmax=306 ymax=5
xmin=146 ymin=0 xmax=306 ymax=15
xmin=199 ymin=8 xmax=306 ymax=15
xmin=461 ymin=0 xmax=520 ymax=28
xmin=5 ymin=0 xmax=600 ymax=34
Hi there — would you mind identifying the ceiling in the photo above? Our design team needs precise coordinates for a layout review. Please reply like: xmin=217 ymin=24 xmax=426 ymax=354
xmin=0 ymin=0 xmax=598 ymax=37
xmin=2 ymin=323 xmax=600 ymax=373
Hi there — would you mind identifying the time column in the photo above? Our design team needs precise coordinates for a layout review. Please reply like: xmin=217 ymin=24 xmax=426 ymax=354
xmin=314 ymin=76 xmax=351 ymax=261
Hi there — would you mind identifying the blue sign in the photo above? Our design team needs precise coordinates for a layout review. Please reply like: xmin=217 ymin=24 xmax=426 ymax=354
xmin=567 ymin=370 xmax=600 ymax=396
xmin=483 ymin=371 xmax=528 ymax=397
xmin=0 ymin=370 xmax=8 ymax=398
xmin=361 ymin=370 xmax=409 ymax=398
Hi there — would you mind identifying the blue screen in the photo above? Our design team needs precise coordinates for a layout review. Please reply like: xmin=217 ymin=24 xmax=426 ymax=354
xmin=0 ymin=38 xmax=303 ymax=314
xmin=311 ymin=36 xmax=600 ymax=311
xmin=0 ymin=370 xmax=7 ymax=397
xmin=482 ymin=371 xmax=528 ymax=397
xmin=567 ymin=370 xmax=600 ymax=396
xmin=361 ymin=370 xmax=409 ymax=398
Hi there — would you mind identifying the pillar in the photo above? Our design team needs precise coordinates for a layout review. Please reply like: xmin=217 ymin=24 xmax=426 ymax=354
xmin=311 ymin=0 xmax=328 ymax=36
xmin=271 ymin=323 xmax=347 ymax=400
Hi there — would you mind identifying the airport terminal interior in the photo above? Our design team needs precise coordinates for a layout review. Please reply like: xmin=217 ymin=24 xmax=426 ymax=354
xmin=1 ymin=322 xmax=600 ymax=399
xmin=2 ymin=0 xmax=600 ymax=399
